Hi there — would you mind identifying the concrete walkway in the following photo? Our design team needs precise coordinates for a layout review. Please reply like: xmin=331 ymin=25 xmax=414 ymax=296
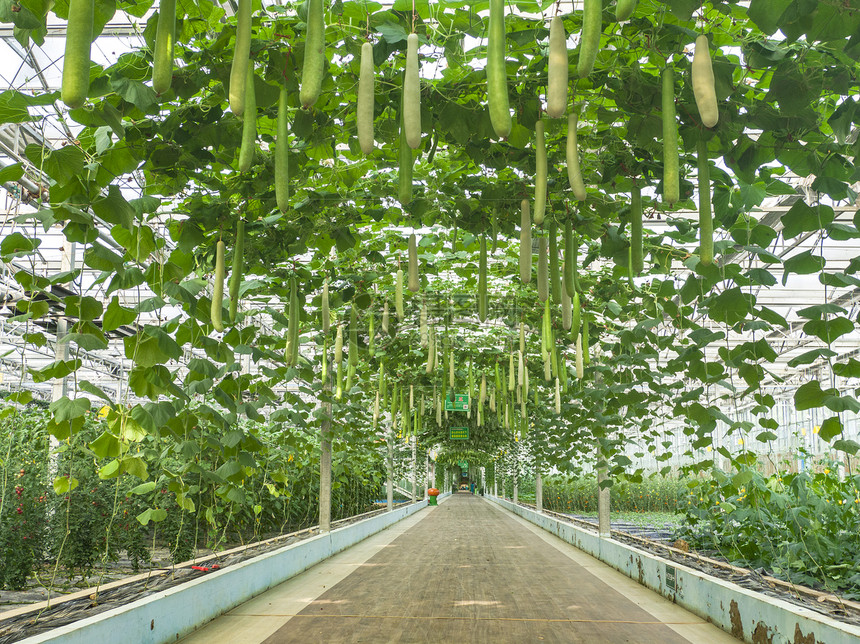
xmin=180 ymin=494 xmax=737 ymax=643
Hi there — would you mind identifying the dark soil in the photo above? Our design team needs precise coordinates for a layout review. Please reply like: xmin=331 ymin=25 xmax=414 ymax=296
xmin=519 ymin=502 xmax=860 ymax=628
xmin=0 ymin=503 xmax=413 ymax=644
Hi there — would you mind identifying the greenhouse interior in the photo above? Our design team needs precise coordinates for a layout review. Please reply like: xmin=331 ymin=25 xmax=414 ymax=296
xmin=0 ymin=0 xmax=859 ymax=642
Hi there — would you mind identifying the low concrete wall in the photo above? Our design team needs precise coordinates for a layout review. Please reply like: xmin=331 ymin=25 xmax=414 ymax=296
xmin=488 ymin=496 xmax=860 ymax=644
xmin=21 ymin=500 xmax=430 ymax=644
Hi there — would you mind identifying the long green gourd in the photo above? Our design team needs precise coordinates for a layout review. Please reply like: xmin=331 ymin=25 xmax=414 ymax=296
xmin=398 ymin=75 xmax=413 ymax=205
xmin=662 ymin=66 xmax=679 ymax=206
xmin=549 ymin=221 xmax=561 ymax=303
xmin=534 ymin=119 xmax=547 ymax=225
xmin=537 ymin=237 xmax=548 ymax=302
xmin=546 ymin=16 xmax=568 ymax=119
xmin=486 ymin=0 xmax=512 ymax=138
xmin=403 ymin=33 xmax=421 ymax=149
xmin=152 ymin=0 xmax=176 ymax=95
xmin=567 ymin=113 xmax=587 ymax=201
xmin=349 ymin=305 xmax=358 ymax=367
xmin=238 ymin=65 xmax=257 ymax=172
xmin=229 ymin=0 xmax=251 ymax=116
xmin=321 ymin=278 xmax=330 ymax=335
xmin=564 ymin=220 xmax=576 ymax=297
xmin=228 ymin=219 xmax=244 ymax=323
xmin=407 ymin=233 xmax=419 ymax=292
xmin=520 ymin=199 xmax=531 ymax=284
xmin=357 ymin=42 xmax=375 ymax=154
xmin=300 ymin=0 xmax=325 ymax=108
xmin=577 ymin=0 xmax=601 ymax=78
xmin=692 ymin=35 xmax=719 ymax=128
xmin=211 ymin=241 xmax=225 ymax=332
xmin=698 ymin=137 xmax=714 ymax=265
xmin=395 ymin=268 xmax=404 ymax=320
xmin=478 ymin=236 xmax=488 ymax=321
xmin=275 ymin=87 xmax=290 ymax=213
xmin=62 ymin=0 xmax=94 ymax=108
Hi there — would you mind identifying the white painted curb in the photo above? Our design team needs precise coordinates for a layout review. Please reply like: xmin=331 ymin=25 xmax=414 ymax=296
xmin=19 ymin=499 xmax=436 ymax=644
xmin=489 ymin=496 xmax=860 ymax=644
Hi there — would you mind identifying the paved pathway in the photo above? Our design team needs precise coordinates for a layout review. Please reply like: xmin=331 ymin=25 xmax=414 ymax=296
xmin=181 ymin=494 xmax=737 ymax=643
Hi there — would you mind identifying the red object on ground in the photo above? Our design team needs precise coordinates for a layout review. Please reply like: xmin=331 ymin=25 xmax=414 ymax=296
xmin=427 ymin=488 xmax=440 ymax=497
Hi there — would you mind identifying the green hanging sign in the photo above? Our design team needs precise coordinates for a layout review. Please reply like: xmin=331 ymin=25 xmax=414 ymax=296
xmin=450 ymin=427 xmax=469 ymax=440
xmin=444 ymin=393 xmax=469 ymax=411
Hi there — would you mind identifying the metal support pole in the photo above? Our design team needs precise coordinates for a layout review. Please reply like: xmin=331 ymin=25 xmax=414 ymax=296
xmin=535 ymin=468 xmax=543 ymax=513
xmin=424 ymin=452 xmax=429 ymax=500
xmin=386 ymin=423 xmax=394 ymax=511
xmin=319 ymin=372 xmax=333 ymax=532
xmin=597 ymin=453 xmax=611 ymax=539
xmin=411 ymin=436 xmax=417 ymax=503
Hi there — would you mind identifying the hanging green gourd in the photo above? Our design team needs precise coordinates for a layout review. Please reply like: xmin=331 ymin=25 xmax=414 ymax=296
xmin=534 ymin=119 xmax=547 ymax=226
xmin=398 ymin=77 xmax=413 ymax=205
xmin=555 ymin=377 xmax=561 ymax=414
xmin=567 ymin=113 xmax=587 ymax=201
xmin=334 ymin=323 xmax=343 ymax=366
xmin=300 ymin=0 xmax=325 ymax=108
xmin=211 ymin=240 xmax=225 ymax=332
xmin=368 ymin=309 xmax=376 ymax=356
xmin=276 ymin=87 xmax=290 ymax=213
xmin=152 ymin=0 xmax=176 ymax=95
xmin=321 ymin=278 xmax=330 ymax=335
xmin=228 ymin=220 xmax=245 ymax=324
xmin=349 ymin=305 xmax=358 ymax=367
xmin=692 ymin=35 xmax=718 ymax=128
xmin=564 ymin=220 xmax=576 ymax=297
xmin=561 ymin=264 xmax=572 ymax=331
xmin=572 ymin=291 xmax=581 ymax=340
xmin=238 ymin=65 xmax=257 ymax=172
xmin=537 ymin=237 xmax=548 ymax=302
xmin=426 ymin=326 xmax=435 ymax=374
xmin=546 ymin=16 xmax=568 ymax=119
xmin=395 ymin=267 xmax=404 ymax=320
xmin=229 ymin=0 xmax=251 ymax=115
xmin=403 ymin=33 xmax=421 ymax=149
xmin=576 ymin=332 xmax=584 ymax=379
xmin=549 ymin=221 xmax=561 ymax=304
xmin=487 ymin=0 xmax=512 ymax=138
xmin=357 ymin=41 xmax=375 ymax=154
xmin=520 ymin=199 xmax=532 ymax=284
xmin=478 ymin=236 xmax=488 ymax=322
xmin=662 ymin=65 xmax=679 ymax=206
xmin=577 ymin=0 xmax=601 ymax=78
